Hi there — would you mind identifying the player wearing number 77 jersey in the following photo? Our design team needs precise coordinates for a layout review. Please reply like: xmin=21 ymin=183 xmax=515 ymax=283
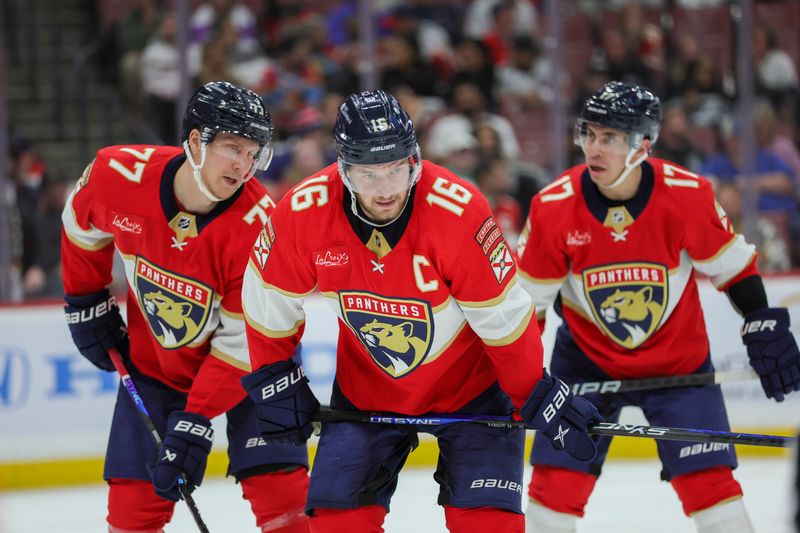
xmin=241 ymin=90 xmax=601 ymax=532
xmin=61 ymin=81 xmax=310 ymax=532
xmin=517 ymin=81 xmax=800 ymax=533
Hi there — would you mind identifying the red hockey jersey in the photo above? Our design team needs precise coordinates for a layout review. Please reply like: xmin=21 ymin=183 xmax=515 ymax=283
xmin=517 ymin=158 xmax=758 ymax=379
xmin=242 ymin=161 xmax=543 ymax=414
xmin=62 ymin=145 xmax=276 ymax=418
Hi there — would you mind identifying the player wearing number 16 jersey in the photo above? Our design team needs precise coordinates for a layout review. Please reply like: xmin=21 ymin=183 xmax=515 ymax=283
xmin=61 ymin=81 xmax=310 ymax=532
xmin=240 ymin=90 xmax=601 ymax=532
xmin=517 ymin=81 xmax=800 ymax=533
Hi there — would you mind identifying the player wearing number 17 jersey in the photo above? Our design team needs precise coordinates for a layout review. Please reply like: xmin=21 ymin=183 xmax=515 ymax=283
xmin=61 ymin=82 xmax=310 ymax=532
xmin=240 ymin=90 xmax=601 ymax=532
xmin=517 ymin=81 xmax=800 ymax=533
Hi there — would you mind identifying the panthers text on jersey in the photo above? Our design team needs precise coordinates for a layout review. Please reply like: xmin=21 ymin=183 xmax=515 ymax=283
xmin=62 ymin=145 xmax=276 ymax=417
xmin=517 ymin=158 xmax=758 ymax=379
xmin=242 ymin=161 xmax=543 ymax=414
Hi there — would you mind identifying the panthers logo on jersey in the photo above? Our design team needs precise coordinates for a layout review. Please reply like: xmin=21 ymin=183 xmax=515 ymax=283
xmin=339 ymin=291 xmax=433 ymax=378
xmin=582 ymin=263 xmax=668 ymax=349
xmin=134 ymin=257 xmax=213 ymax=349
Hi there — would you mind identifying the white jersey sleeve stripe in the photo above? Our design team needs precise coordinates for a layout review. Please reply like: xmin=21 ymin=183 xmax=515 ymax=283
xmin=209 ymin=308 xmax=251 ymax=370
xmin=459 ymin=281 xmax=535 ymax=343
xmin=691 ymin=234 xmax=757 ymax=288
xmin=242 ymin=262 xmax=306 ymax=338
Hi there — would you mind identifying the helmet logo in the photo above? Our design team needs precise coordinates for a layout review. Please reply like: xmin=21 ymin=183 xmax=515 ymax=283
xmin=249 ymin=100 xmax=264 ymax=115
xmin=370 ymin=117 xmax=389 ymax=132
xmin=370 ymin=143 xmax=396 ymax=152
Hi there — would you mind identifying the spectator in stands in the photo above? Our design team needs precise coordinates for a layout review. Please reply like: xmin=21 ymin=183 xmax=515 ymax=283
xmin=387 ymin=5 xmax=455 ymax=80
xmin=197 ymin=32 xmax=240 ymax=87
xmin=190 ymin=0 xmax=261 ymax=63
xmin=701 ymin=115 xmax=797 ymax=215
xmin=496 ymin=35 xmax=553 ymax=110
xmin=474 ymin=157 xmax=523 ymax=247
xmin=754 ymin=99 xmax=800 ymax=187
xmin=449 ymin=39 xmax=498 ymax=111
xmin=32 ymin=177 xmax=68 ymax=297
xmin=379 ymin=34 xmax=439 ymax=97
xmin=9 ymin=138 xmax=47 ymax=297
xmin=618 ymin=2 xmax=665 ymax=78
xmin=426 ymin=79 xmax=519 ymax=164
xmin=255 ymin=32 xmax=325 ymax=131
xmin=463 ymin=0 xmax=537 ymax=41
xmin=599 ymin=27 xmax=656 ymax=88
xmin=701 ymin=115 xmax=799 ymax=270
xmin=140 ymin=11 xmax=200 ymax=144
xmin=653 ymin=100 xmax=703 ymax=171
xmin=389 ymin=84 xmax=446 ymax=147
xmin=481 ymin=0 xmax=520 ymax=66
xmin=110 ymin=0 xmax=163 ymax=108
xmin=753 ymin=23 xmax=798 ymax=117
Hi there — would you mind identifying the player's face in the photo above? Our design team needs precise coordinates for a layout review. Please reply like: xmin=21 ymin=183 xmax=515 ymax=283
xmin=348 ymin=159 xmax=412 ymax=224
xmin=203 ymin=133 xmax=261 ymax=199
xmin=579 ymin=124 xmax=632 ymax=186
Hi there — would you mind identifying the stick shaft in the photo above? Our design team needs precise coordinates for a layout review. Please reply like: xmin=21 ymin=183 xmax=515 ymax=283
xmin=312 ymin=408 xmax=795 ymax=448
xmin=108 ymin=349 xmax=211 ymax=533
xmin=571 ymin=369 xmax=759 ymax=395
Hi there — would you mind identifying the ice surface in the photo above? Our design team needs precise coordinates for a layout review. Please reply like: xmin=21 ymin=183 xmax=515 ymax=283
xmin=0 ymin=459 xmax=795 ymax=532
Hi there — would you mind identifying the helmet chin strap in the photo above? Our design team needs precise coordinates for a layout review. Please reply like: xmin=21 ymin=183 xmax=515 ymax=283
xmin=183 ymin=140 xmax=225 ymax=203
xmin=603 ymin=146 xmax=648 ymax=190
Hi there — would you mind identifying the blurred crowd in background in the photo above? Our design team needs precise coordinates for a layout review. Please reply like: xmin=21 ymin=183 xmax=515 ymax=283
xmin=4 ymin=0 xmax=800 ymax=301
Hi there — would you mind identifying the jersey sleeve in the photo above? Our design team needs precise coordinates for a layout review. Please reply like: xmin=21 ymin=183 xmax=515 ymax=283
xmin=685 ymin=179 xmax=758 ymax=290
xmin=61 ymin=160 xmax=116 ymax=295
xmin=445 ymin=187 xmax=543 ymax=408
xmin=516 ymin=179 xmax=571 ymax=322
xmin=242 ymin=203 xmax=317 ymax=370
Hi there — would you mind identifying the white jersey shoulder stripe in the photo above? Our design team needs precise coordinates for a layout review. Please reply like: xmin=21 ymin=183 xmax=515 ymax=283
xmin=62 ymin=190 xmax=113 ymax=251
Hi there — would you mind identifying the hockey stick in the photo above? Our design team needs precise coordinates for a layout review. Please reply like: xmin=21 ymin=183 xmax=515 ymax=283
xmin=108 ymin=349 xmax=211 ymax=533
xmin=312 ymin=408 xmax=796 ymax=448
xmin=570 ymin=368 xmax=759 ymax=395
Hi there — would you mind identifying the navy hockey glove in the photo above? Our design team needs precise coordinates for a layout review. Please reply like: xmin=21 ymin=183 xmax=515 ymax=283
xmin=64 ymin=289 xmax=129 ymax=371
xmin=149 ymin=411 xmax=213 ymax=502
xmin=741 ymin=307 xmax=800 ymax=402
xmin=520 ymin=370 xmax=603 ymax=462
xmin=241 ymin=360 xmax=320 ymax=445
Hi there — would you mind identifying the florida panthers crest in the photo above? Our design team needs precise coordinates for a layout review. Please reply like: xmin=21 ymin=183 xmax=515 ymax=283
xmin=582 ymin=263 xmax=668 ymax=349
xmin=340 ymin=291 xmax=434 ymax=378
xmin=135 ymin=257 xmax=213 ymax=349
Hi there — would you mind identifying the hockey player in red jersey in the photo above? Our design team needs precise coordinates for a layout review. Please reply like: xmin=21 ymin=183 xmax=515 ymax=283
xmin=239 ymin=90 xmax=602 ymax=533
xmin=518 ymin=81 xmax=800 ymax=532
xmin=61 ymin=81 xmax=310 ymax=533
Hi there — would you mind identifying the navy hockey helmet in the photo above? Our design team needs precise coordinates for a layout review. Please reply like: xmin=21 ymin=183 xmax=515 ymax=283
xmin=333 ymin=90 xmax=422 ymax=194
xmin=576 ymin=81 xmax=662 ymax=147
xmin=182 ymin=81 xmax=273 ymax=162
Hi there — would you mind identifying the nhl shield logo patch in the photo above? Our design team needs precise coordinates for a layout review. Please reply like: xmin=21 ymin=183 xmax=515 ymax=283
xmin=582 ymin=263 xmax=668 ymax=349
xmin=339 ymin=291 xmax=434 ymax=378
xmin=134 ymin=257 xmax=213 ymax=349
